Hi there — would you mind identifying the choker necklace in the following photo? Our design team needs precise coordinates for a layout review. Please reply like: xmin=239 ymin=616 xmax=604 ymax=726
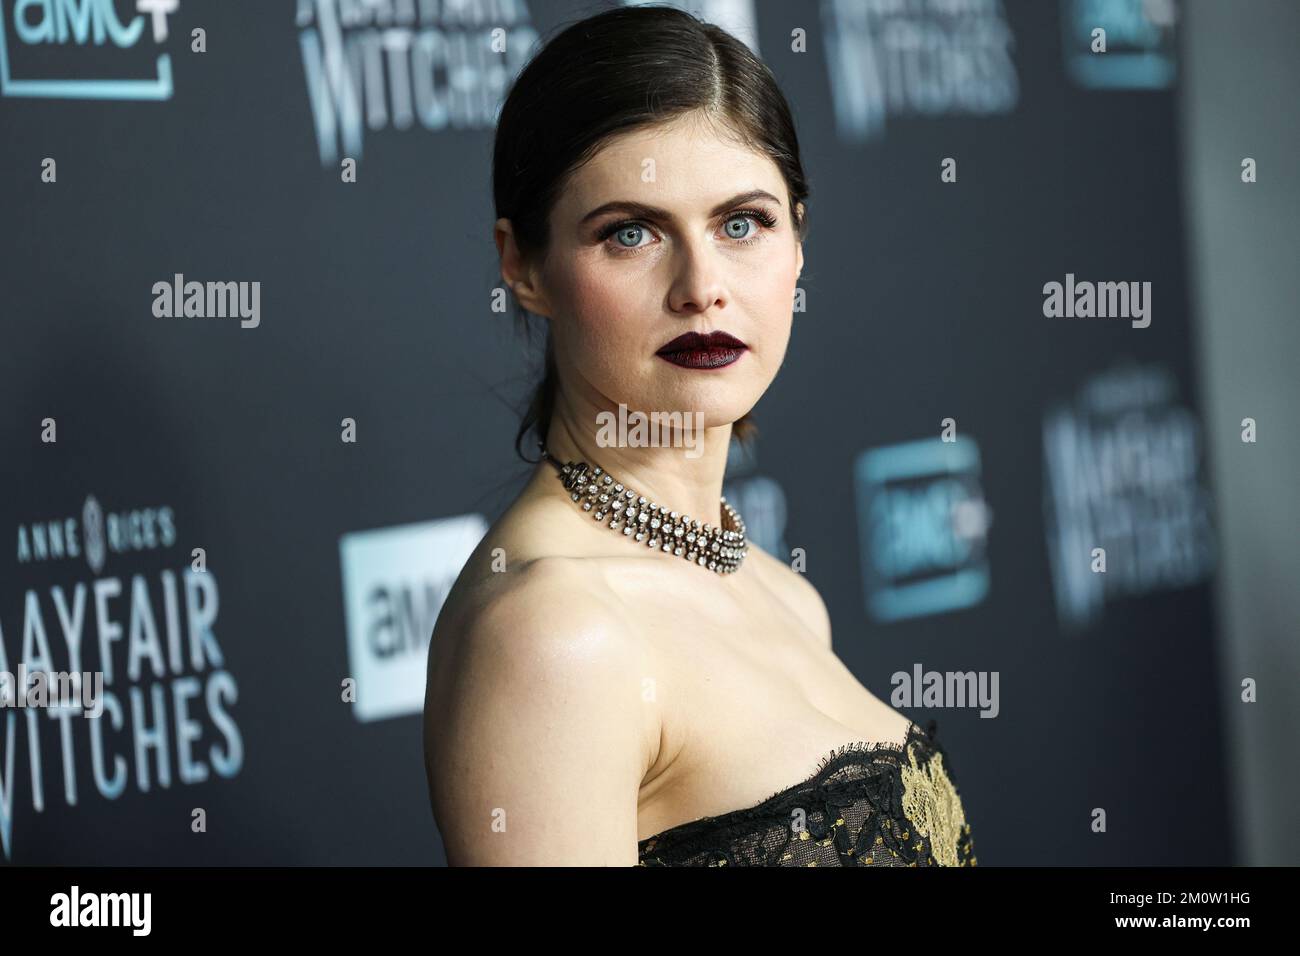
xmin=538 ymin=442 xmax=747 ymax=575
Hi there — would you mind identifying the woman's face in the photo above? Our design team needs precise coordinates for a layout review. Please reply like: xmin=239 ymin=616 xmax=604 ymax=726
xmin=511 ymin=112 xmax=804 ymax=438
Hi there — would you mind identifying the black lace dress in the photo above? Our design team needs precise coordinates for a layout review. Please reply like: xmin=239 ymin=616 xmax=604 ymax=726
xmin=637 ymin=719 xmax=976 ymax=867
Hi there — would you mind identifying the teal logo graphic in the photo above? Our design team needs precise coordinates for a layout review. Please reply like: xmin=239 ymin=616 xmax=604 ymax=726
xmin=853 ymin=437 xmax=992 ymax=622
xmin=821 ymin=0 xmax=1019 ymax=144
xmin=1041 ymin=360 xmax=1216 ymax=631
xmin=1061 ymin=0 xmax=1177 ymax=90
xmin=0 ymin=0 xmax=177 ymax=100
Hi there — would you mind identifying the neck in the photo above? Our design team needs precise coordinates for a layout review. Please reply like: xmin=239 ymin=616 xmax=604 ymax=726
xmin=539 ymin=396 xmax=733 ymax=530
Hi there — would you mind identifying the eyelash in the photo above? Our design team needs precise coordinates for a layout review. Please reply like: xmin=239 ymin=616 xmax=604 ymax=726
xmin=598 ymin=208 xmax=779 ymax=254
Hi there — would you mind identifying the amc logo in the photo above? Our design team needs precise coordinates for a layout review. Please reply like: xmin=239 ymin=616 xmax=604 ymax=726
xmin=1 ymin=0 xmax=178 ymax=100
xmin=338 ymin=513 xmax=486 ymax=722
xmin=852 ymin=436 xmax=992 ymax=622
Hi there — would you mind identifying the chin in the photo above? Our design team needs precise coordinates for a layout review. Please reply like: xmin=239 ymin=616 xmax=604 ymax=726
xmin=671 ymin=382 xmax=767 ymax=424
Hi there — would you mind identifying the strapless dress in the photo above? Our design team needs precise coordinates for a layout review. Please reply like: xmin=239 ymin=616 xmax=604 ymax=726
xmin=637 ymin=718 xmax=976 ymax=866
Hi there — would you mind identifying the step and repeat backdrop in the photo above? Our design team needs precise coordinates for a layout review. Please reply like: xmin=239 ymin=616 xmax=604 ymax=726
xmin=0 ymin=0 xmax=1231 ymax=864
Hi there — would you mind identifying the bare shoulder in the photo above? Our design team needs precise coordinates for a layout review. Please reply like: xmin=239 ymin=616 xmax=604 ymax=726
xmin=747 ymin=543 xmax=833 ymax=650
xmin=423 ymin=555 xmax=659 ymax=865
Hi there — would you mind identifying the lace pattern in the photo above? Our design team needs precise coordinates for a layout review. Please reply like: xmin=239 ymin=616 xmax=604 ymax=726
xmin=636 ymin=719 xmax=977 ymax=867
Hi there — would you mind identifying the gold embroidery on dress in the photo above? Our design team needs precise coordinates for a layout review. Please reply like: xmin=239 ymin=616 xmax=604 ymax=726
xmin=899 ymin=742 xmax=968 ymax=867
xmin=637 ymin=729 xmax=977 ymax=866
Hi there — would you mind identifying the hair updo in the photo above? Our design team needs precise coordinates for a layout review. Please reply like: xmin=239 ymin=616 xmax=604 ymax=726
xmin=492 ymin=3 xmax=810 ymax=462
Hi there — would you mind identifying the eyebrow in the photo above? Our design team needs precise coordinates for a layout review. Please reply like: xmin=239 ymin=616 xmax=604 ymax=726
xmin=578 ymin=189 xmax=785 ymax=225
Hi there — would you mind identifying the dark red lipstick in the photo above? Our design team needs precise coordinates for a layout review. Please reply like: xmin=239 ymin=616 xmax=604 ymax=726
xmin=655 ymin=330 xmax=748 ymax=369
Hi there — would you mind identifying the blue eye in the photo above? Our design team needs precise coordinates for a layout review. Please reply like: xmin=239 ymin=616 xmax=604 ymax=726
xmin=725 ymin=209 xmax=778 ymax=243
xmin=723 ymin=216 xmax=755 ymax=240
xmin=614 ymin=224 xmax=648 ymax=248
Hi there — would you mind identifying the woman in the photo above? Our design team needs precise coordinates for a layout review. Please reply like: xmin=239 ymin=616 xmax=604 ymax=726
xmin=423 ymin=4 xmax=976 ymax=867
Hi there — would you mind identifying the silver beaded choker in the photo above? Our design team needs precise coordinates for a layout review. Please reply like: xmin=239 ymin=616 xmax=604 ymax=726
xmin=539 ymin=443 xmax=748 ymax=575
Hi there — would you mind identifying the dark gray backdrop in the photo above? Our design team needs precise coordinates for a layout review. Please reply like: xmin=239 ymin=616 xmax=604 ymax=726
xmin=0 ymin=0 xmax=1230 ymax=864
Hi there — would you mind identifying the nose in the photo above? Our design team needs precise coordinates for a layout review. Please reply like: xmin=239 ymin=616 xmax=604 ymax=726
xmin=666 ymin=235 xmax=727 ymax=316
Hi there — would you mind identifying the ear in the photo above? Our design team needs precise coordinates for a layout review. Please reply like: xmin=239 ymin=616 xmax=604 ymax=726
xmin=495 ymin=218 xmax=552 ymax=318
xmin=793 ymin=202 xmax=805 ymax=280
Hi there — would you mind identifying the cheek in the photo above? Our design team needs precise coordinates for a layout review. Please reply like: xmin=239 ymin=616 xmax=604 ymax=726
xmin=550 ymin=256 xmax=652 ymax=375
xmin=747 ymin=256 xmax=796 ymax=301
xmin=569 ymin=259 xmax=639 ymax=324
xmin=736 ymin=245 xmax=798 ymax=342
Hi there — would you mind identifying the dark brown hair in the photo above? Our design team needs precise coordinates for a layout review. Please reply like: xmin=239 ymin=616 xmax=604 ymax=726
xmin=492 ymin=3 xmax=810 ymax=462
